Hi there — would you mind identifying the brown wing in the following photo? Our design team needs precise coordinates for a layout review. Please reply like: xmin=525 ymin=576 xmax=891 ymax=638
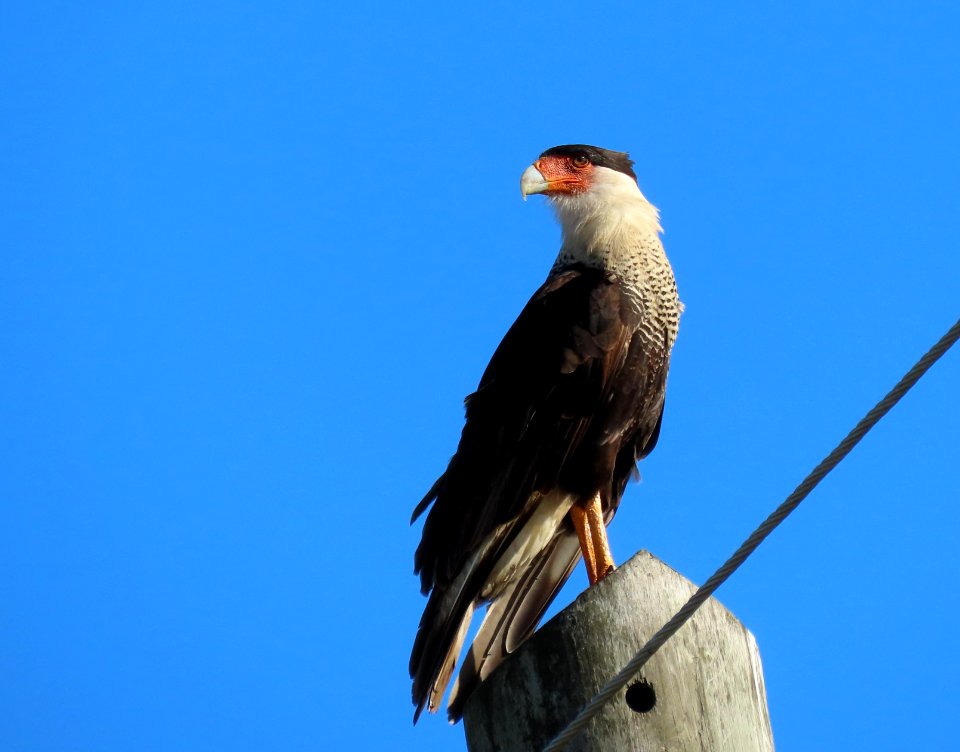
xmin=411 ymin=264 xmax=670 ymax=721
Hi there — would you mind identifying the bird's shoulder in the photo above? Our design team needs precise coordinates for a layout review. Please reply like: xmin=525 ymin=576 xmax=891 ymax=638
xmin=471 ymin=263 xmax=641 ymax=397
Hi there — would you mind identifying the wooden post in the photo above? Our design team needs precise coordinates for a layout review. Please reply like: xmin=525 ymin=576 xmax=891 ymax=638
xmin=462 ymin=550 xmax=775 ymax=752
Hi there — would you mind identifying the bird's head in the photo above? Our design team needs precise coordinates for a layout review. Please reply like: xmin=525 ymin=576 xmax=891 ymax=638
xmin=520 ymin=145 xmax=637 ymax=200
xmin=520 ymin=144 xmax=661 ymax=246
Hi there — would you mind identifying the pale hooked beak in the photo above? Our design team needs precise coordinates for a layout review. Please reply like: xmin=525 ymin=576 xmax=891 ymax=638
xmin=520 ymin=164 xmax=550 ymax=200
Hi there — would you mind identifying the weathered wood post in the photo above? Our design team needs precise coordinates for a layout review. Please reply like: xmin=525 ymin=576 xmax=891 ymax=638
xmin=463 ymin=550 xmax=774 ymax=752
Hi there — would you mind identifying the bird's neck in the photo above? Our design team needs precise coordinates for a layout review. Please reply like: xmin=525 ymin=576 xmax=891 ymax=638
xmin=549 ymin=173 xmax=681 ymax=347
xmin=550 ymin=179 xmax=666 ymax=279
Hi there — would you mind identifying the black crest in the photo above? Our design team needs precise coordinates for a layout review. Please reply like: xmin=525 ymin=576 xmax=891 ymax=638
xmin=540 ymin=144 xmax=637 ymax=181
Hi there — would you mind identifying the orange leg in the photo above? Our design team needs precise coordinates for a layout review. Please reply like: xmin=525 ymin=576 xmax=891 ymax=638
xmin=569 ymin=503 xmax=598 ymax=585
xmin=585 ymin=493 xmax=616 ymax=581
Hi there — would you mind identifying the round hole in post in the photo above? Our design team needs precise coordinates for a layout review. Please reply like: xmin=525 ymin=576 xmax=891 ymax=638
xmin=625 ymin=678 xmax=656 ymax=714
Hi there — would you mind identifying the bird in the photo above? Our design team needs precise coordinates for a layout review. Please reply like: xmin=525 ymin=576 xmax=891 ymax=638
xmin=410 ymin=144 xmax=681 ymax=723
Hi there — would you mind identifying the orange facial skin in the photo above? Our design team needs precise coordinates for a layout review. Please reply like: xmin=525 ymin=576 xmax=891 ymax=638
xmin=533 ymin=154 xmax=595 ymax=195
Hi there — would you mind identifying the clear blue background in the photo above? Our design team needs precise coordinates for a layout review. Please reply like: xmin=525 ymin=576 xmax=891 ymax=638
xmin=2 ymin=3 xmax=959 ymax=750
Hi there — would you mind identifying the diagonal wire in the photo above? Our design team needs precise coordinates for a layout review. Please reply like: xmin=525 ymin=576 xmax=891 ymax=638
xmin=544 ymin=317 xmax=960 ymax=752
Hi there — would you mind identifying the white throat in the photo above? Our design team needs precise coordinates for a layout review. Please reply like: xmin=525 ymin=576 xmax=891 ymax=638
xmin=549 ymin=166 xmax=663 ymax=269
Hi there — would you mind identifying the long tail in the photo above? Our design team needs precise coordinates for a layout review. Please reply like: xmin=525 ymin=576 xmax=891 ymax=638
xmin=410 ymin=593 xmax=475 ymax=722
xmin=445 ymin=530 xmax=582 ymax=721
xmin=412 ymin=486 xmax=588 ymax=722
xmin=410 ymin=537 xmax=496 ymax=722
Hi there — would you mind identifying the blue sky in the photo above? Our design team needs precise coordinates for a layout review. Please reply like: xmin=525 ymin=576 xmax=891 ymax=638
xmin=2 ymin=2 xmax=959 ymax=750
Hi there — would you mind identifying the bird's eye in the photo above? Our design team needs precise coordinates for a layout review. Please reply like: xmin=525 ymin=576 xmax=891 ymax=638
xmin=572 ymin=155 xmax=590 ymax=168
